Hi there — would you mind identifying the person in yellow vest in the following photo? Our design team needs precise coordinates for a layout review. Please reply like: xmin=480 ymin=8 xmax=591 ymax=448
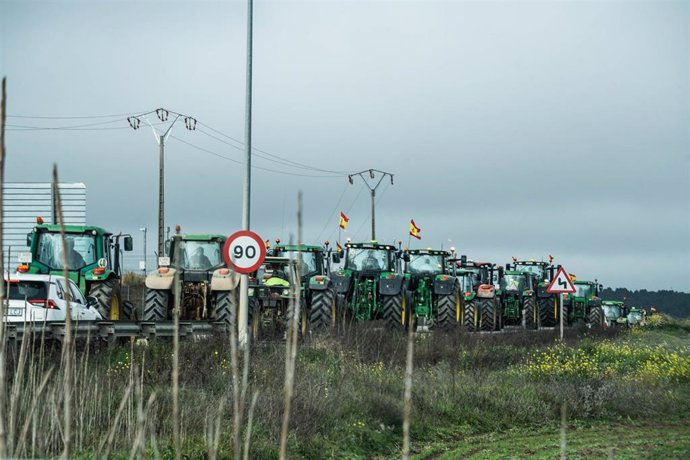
xmin=264 ymin=263 xmax=290 ymax=287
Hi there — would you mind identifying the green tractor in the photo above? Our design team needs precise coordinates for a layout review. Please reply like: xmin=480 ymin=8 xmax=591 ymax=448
xmin=271 ymin=242 xmax=340 ymax=332
xmin=626 ymin=307 xmax=646 ymax=327
xmin=402 ymin=249 xmax=459 ymax=330
xmin=247 ymin=256 xmax=304 ymax=339
xmin=562 ymin=280 xmax=604 ymax=327
xmin=143 ymin=231 xmax=239 ymax=330
xmin=24 ymin=221 xmax=134 ymax=320
xmin=497 ymin=267 xmax=538 ymax=330
xmin=331 ymin=242 xmax=407 ymax=329
xmin=602 ymin=300 xmax=628 ymax=328
xmin=450 ymin=257 xmax=500 ymax=331
xmin=510 ymin=258 xmax=560 ymax=327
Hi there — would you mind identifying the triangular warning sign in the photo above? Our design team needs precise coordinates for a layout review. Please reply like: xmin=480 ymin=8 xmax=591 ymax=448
xmin=547 ymin=267 xmax=577 ymax=294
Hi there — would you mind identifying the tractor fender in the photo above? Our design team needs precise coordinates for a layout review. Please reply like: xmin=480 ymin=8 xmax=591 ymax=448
xmin=308 ymin=275 xmax=331 ymax=291
xmin=433 ymin=276 xmax=457 ymax=295
xmin=379 ymin=273 xmax=404 ymax=296
xmin=331 ymin=272 xmax=351 ymax=294
xmin=210 ymin=268 xmax=240 ymax=292
xmin=145 ymin=268 xmax=177 ymax=290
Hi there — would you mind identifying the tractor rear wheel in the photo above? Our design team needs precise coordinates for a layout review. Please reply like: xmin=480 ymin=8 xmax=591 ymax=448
xmin=248 ymin=298 xmax=262 ymax=341
xmin=436 ymin=293 xmax=457 ymax=329
xmin=522 ymin=297 xmax=538 ymax=330
xmin=588 ymin=305 xmax=604 ymax=328
xmin=382 ymin=292 xmax=406 ymax=331
xmin=214 ymin=291 xmax=237 ymax=333
xmin=539 ymin=297 xmax=558 ymax=327
xmin=90 ymin=278 xmax=125 ymax=320
xmin=143 ymin=289 xmax=169 ymax=321
xmin=122 ymin=301 xmax=137 ymax=320
xmin=464 ymin=299 xmax=479 ymax=331
xmin=480 ymin=298 xmax=500 ymax=331
xmin=309 ymin=289 xmax=337 ymax=332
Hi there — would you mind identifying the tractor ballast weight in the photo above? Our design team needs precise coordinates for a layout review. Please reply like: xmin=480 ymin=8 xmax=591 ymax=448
xmin=403 ymin=249 xmax=459 ymax=329
xmin=25 ymin=223 xmax=134 ymax=320
xmin=331 ymin=242 xmax=407 ymax=329
xmin=143 ymin=233 xmax=239 ymax=331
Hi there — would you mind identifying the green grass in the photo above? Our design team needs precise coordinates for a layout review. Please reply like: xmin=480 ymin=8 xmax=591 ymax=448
xmin=4 ymin=318 xmax=690 ymax=458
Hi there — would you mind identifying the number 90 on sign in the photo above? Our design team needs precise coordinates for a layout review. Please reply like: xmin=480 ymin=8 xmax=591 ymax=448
xmin=223 ymin=231 xmax=266 ymax=274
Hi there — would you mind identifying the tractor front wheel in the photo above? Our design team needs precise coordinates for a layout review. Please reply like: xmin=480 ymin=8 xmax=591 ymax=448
xmin=309 ymin=289 xmax=337 ymax=332
xmin=286 ymin=298 xmax=308 ymax=340
xmin=143 ymin=289 xmax=169 ymax=321
xmin=464 ymin=300 xmax=479 ymax=332
xmin=522 ymin=297 xmax=538 ymax=330
xmin=90 ymin=278 xmax=125 ymax=320
xmin=381 ymin=292 xmax=406 ymax=331
xmin=539 ymin=297 xmax=558 ymax=327
xmin=480 ymin=298 xmax=500 ymax=331
xmin=436 ymin=293 xmax=457 ymax=329
xmin=214 ymin=291 xmax=237 ymax=333
xmin=588 ymin=305 xmax=604 ymax=328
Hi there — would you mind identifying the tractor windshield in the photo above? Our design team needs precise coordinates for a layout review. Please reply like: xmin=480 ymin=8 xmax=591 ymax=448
xmin=501 ymin=274 xmax=530 ymax=292
xmin=346 ymin=248 xmax=393 ymax=272
xmin=407 ymin=254 xmax=444 ymax=275
xmin=35 ymin=233 xmax=96 ymax=270
xmin=273 ymin=250 xmax=321 ymax=277
xmin=514 ymin=264 xmax=546 ymax=279
xmin=177 ymin=240 xmax=223 ymax=270
xmin=457 ymin=274 xmax=474 ymax=292
xmin=574 ymin=284 xmax=594 ymax=298
xmin=603 ymin=304 xmax=621 ymax=319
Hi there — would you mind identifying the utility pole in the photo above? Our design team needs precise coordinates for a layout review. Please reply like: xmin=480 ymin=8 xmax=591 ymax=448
xmin=127 ymin=108 xmax=196 ymax=257
xmin=140 ymin=227 xmax=147 ymax=273
xmin=238 ymin=0 xmax=254 ymax=347
xmin=348 ymin=169 xmax=394 ymax=240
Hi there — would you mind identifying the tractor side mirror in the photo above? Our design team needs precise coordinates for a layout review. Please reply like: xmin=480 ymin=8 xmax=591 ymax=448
xmin=506 ymin=263 xmax=511 ymax=270
xmin=26 ymin=233 xmax=32 ymax=247
xmin=460 ymin=254 xmax=467 ymax=264
xmin=332 ymin=253 xmax=341 ymax=264
xmin=164 ymin=240 xmax=171 ymax=257
xmin=402 ymin=253 xmax=410 ymax=262
xmin=123 ymin=236 xmax=133 ymax=251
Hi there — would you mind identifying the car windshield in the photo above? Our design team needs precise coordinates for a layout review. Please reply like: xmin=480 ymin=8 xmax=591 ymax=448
xmin=273 ymin=250 xmax=320 ymax=276
xmin=407 ymin=254 xmax=444 ymax=275
xmin=501 ymin=274 xmax=529 ymax=292
xmin=346 ymin=248 xmax=393 ymax=272
xmin=574 ymin=284 xmax=594 ymax=298
xmin=36 ymin=233 xmax=96 ymax=270
xmin=603 ymin=305 xmax=621 ymax=318
xmin=8 ymin=281 xmax=49 ymax=301
xmin=177 ymin=240 xmax=223 ymax=269
xmin=514 ymin=264 xmax=546 ymax=279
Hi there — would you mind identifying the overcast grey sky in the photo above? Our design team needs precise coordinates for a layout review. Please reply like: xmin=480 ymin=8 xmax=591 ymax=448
xmin=1 ymin=0 xmax=688 ymax=291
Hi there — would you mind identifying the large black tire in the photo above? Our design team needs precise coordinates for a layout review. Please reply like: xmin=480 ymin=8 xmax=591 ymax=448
xmin=122 ymin=301 xmax=137 ymax=321
xmin=436 ymin=293 xmax=457 ymax=329
xmin=90 ymin=278 xmax=124 ymax=320
xmin=214 ymin=291 xmax=237 ymax=333
xmin=539 ymin=297 xmax=558 ymax=327
xmin=309 ymin=289 xmax=337 ymax=332
xmin=480 ymin=298 xmax=500 ymax=332
xmin=588 ymin=305 xmax=604 ymax=328
xmin=286 ymin=298 xmax=308 ymax=340
xmin=248 ymin=298 xmax=262 ymax=341
xmin=381 ymin=292 xmax=406 ymax=330
xmin=522 ymin=297 xmax=538 ymax=330
xmin=464 ymin=299 xmax=479 ymax=332
xmin=143 ymin=289 xmax=169 ymax=321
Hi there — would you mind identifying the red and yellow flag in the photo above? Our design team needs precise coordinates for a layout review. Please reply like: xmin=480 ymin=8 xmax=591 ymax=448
xmin=339 ymin=211 xmax=350 ymax=230
xmin=409 ymin=219 xmax=421 ymax=240
xmin=336 ymin=241 xmax=344 ymax=254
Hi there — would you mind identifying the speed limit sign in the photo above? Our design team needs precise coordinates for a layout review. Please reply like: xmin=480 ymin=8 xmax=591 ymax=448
xmin=223 ymin=230 xmax=266 ymax=274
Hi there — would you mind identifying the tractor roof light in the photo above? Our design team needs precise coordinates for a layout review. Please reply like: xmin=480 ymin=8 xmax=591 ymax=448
xmin=36 ymin=216 xmax=44 ymax=224
xmin=175 ymin=225 xmax=181 ymax=234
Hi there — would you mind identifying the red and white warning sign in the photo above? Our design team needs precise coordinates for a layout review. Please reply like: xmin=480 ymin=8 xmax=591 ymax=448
xmin=546 ymin=267 xmax=577 ymax=294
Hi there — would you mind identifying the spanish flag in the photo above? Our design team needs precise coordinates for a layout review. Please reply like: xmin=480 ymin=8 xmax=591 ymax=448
xmin=339 ymin=211 xmax=350 ymax=230
xmin=409 ymin=219 xmax=421 ymax=240
xmin=336 ymin=241 xmax=344 ymax=254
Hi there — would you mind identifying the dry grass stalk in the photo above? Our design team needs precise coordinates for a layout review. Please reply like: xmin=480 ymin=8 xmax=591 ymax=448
xmin=402 ymin=306 xmax=414 ymax=459
xmin=229 ymin=287 xmax=241 ymax=459
xmin=243 ymin=390 xmax=259 ymax=460
xmin=279 ymin=192 xmax=303 ymax=460
xmin=100 ymin=381 xmax=134 ymax=458
xmin=52 ymin=165 xmax=73 ymax=459
xmin=0 ymin=76 xmax=8 ymax=457
xmin=172 ymin=233 xmax=182 ymax=460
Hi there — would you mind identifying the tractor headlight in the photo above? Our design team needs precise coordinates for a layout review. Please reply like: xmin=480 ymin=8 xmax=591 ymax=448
xmin=282 ymin=289 xmax=290 ymax=296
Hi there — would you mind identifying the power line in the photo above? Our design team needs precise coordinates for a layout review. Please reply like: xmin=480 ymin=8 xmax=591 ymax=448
xmin=7 ymin=111 xmax=144 ymax=120
xmin=315 ymin=182 xmax=349 ymax=242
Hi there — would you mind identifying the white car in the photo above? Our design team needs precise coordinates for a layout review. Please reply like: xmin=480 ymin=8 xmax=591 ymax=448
xmin=3 ymin=273 xmax=103 ymax=323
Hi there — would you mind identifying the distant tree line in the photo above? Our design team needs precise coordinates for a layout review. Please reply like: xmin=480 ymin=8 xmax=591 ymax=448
xmin=602 ymin=288 xmax=690 ymax=318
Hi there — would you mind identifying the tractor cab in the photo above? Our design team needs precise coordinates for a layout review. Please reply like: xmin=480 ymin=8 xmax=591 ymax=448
xmin=272 ymin=243 xmax=326 ymax=280
xmin=167 ymin=234 xmax=226 ymax=281
xmin=563 ymin=280 xmax=604 ymax=325
xmin=602 ymin=300 xmax=627 ymax=327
